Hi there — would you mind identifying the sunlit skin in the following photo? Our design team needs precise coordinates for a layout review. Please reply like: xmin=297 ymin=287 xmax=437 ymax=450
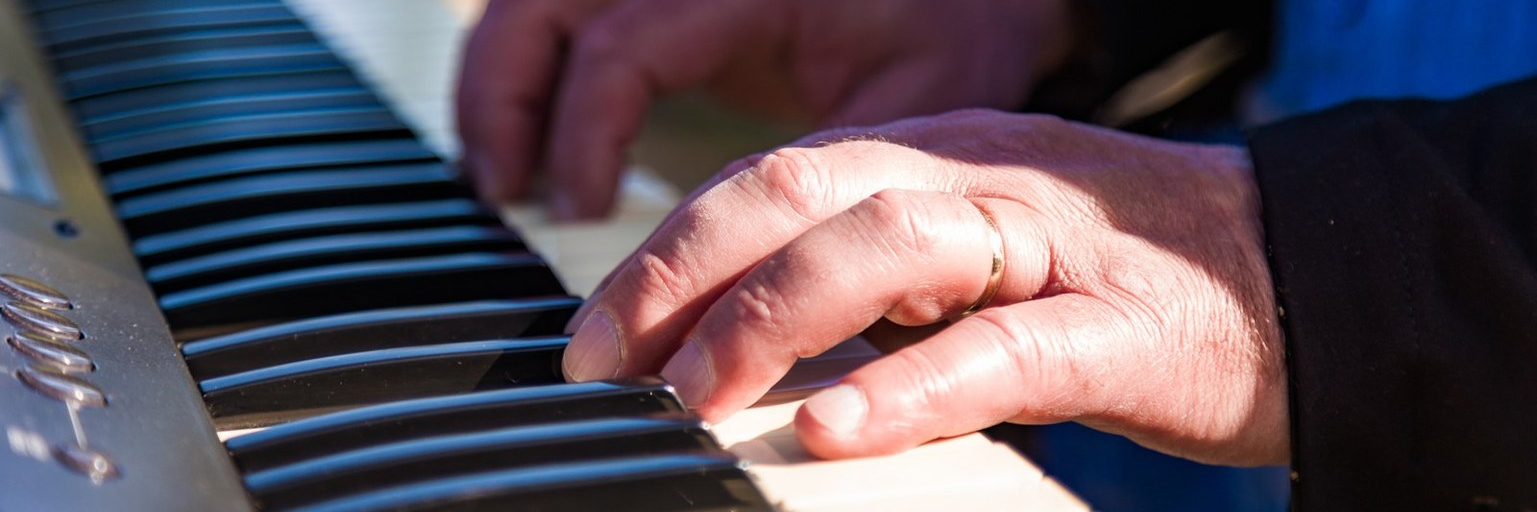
xmin=458 ymin=0 xmax=1289 ymax=466
xmin=561 ymin=110 xmax=1288 ymax=465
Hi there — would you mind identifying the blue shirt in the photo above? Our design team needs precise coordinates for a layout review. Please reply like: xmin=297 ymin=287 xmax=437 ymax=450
xmin=1256 ymin=0 xmax=1537 ymax=119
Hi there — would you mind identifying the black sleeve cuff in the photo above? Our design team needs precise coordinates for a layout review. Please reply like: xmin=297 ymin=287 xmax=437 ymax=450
xmin=1248 ymin=77 xmax=1537 ymax=511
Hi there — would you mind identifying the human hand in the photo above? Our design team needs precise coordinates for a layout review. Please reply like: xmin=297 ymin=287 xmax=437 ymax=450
xmin=455 ymin=0 xmax=1074 ymax=219
xmin=562 ymin=109 xmax=1289 ymax=465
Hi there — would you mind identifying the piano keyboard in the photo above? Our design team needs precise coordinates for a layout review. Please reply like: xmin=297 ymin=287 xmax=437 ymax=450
xmin=0 ymin=0 xmax=1090 ymax=510
xmin=0 ymin=0 xmax=771 ymax=510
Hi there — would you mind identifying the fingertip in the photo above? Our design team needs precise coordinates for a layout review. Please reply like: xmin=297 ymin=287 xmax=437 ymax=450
xmin=564 ymin=298 xmax=599 ymax=334
xmin=562 ymin=310 xmax=623 ymax=382
xmin=464 ymin=150 xmax=525 ymax=206
xmin=795 ymin=384 xmax=878 ymax=459
xmin=659 ymin=338 xmax=715 ymax=408
xmin=549 ymin=183 xmax=617 ymax=221
xmin=793 ymin=316 xmax=1033 ymax=459
xmin=547 ymin=189 xmax=581 ymax=221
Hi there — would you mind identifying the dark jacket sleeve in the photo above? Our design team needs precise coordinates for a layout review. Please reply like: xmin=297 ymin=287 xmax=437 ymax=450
xmin=1248 ymin=77 xmax=1537 ymax=511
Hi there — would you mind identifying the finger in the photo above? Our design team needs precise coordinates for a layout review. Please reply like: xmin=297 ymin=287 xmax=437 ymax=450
xmin=795 ymin=294 xmax=1124 ymax=459
xmin=562 ymin=141 xmax=955 ymax=382
xmin=563 ymin=129 xmax=882 ymax=333
xmin=561 ymin=154 xmax=760 ymax=334
xmin=823 ymin=60 xmax=960 ymax=128
xmin=544 ymin=0 xmax=788 ymax=219
xmin=657 ymin=193 xmax=1051 ymax=421
xmin=455 ymin=0 xmax=611 ymax=203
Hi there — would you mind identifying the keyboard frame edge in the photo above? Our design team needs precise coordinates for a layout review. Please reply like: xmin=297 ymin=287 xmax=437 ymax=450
xmin=0 ymin=2 xmax=255 ymax=510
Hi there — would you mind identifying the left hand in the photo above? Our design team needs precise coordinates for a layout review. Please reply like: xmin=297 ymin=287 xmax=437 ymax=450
xmin=454 ymin=0 xmax=1073 ymax=219
xmin=562 ymin=109 xmax=1289 ymax=465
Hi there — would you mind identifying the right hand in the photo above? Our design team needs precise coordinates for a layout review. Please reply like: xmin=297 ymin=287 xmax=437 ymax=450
xmin=561 ymin=110 xmax=1288 ymax=464
xmin=455 ymin=0 xmax=1076 ymax=220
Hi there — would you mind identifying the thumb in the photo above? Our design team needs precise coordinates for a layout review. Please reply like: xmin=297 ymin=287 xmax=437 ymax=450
xmin=794 ymin=294 xmax=1117 ymax=459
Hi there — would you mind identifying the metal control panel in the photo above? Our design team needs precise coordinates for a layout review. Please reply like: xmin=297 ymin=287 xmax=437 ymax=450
xmin=0 ymin=2 xmax=254 ymax=510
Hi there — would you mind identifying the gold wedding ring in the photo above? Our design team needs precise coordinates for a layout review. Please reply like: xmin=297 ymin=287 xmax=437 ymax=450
xmin=960 ymin=202 xmax=1005 ymax=318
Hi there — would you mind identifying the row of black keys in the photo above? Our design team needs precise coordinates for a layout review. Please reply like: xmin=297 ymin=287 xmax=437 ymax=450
xmin=26 ymin=0 xmax=573 ymax=338
xmin=26 ymin=1 xmax=775 ymax=511
xmin=226 ymin=378 xmax=770 ymax=512
xmin=25 ymin=0 xmax=579 ymax=419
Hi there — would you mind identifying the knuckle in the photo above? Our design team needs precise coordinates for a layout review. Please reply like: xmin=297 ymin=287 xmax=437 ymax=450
xmin=719 ymin=249 xmax=819 ymax=357
xmin=753 ymin=148 xmax=835 ymax=223
xmin=724 ymin=279 xmax=792 ymax=341
xmin=631 ymin=249 xmax=696 ymax=310
xmin=729 ymin=281 xmax=781 ymax=326
xmin=965 ymin=308 xmax=1088 ymax=412
xmin=858 ymin=191 xmax=976 ymax=324
xmin=882 ymin=349 xmax=960 ymax=431
xmin=1097 ymin=250 xmax=1179 ymax=336
xmin=859 ymin=190 xmax=941 ymax=258
xmin=967 ymin=309 xmax=1049 ymax=374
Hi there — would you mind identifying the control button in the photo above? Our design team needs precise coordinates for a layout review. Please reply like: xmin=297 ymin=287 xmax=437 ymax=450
xmin=0 ymin=274 xmax=73 ymax=310
xmin=1 ymin=302 xmax=84 ymax=342
xmin=7 ymin=333 xmax=95 ymax=373
xmin=16 ymin=366 xmax=107 ymax=408
xmin=53 ymin=445 xmax=119 ymax=483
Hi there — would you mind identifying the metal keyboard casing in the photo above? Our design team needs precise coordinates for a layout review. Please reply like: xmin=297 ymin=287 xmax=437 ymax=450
xmin=0 ymin=1 xmax=252 ymax=509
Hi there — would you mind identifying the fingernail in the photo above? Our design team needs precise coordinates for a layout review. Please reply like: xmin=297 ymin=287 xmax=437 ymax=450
xmin=804 ymin=385 xmax=867 ymax=438
xmin=563 ymin=311 xmax=622 ymax=381
xmin=660 ymin=339 xmax=714 ymax=408
xmin=565 ymin=299 xmax=598 ymax=334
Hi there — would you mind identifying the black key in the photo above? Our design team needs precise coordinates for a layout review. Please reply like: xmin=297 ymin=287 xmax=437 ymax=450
xmin=132 ymin=200 xmax=499 ymax=267
xmin=42 ymin=4 xmax=298 ymax=54
xmin=71 ymin=71 xmax=363 ymax=123
xmin=181 ymin=298 xmax=579 ymax=379
xmin=26 ymin=0 xmax=133 ymax=13
xmin=61 ymin=44 xmax=342 ymax=100
xmin=104 ymin=139 xmax=438 ymax=198
xmin=31 ymin=0 xmax=280 ymax=34
xmin=159 ymin=253 xmax=567 ymax=331
xmin=116 ymin=164 xmax=458 ymax=235
xmin=95 ymin=108 xmax=410 ymax=170
xmin=146 ymin=226 xmax=527 ymax=293
xmin=200 ymin=336 xmax=570 ymax=424
xmin=226 ymin=378 xmax=685 ymax=473
xmin=51 ymin=24 xmax=316 ymax=74
xmin=26 ymin=0 xmax=131 ymax=12
xmin=282 ymin=454 xmax=772 ymax=512
xmin=84 ymin=89 xmax=379 ymax=143
xmin=28 ymin=0 xmax=269 ymax=14
xmin=245 ymin=417 xmax=718 ymax=510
